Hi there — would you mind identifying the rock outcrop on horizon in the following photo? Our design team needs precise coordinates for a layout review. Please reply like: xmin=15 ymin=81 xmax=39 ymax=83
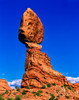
xmin=0 ymin=79 xmax=12 ymax=94
xmin=19 ymin=8 xmax=75 ymax=89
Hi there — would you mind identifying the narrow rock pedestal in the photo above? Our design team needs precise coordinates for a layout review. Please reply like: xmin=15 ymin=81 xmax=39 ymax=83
xmin=21 ymin=42 xmax=70 ymax=88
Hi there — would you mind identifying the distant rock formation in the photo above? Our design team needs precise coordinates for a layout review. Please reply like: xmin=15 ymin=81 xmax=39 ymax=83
xmin=0 ymin=79 xmax=12 ymax=94
xmin=19 ymin=8 xmax=79 ymax=89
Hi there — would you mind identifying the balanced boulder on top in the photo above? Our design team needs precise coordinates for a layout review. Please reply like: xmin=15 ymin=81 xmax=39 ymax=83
xmin=19 ymin=8 xmax=44 ymax=44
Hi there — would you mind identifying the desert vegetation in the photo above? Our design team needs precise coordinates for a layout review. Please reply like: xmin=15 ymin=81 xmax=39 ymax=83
xmin=0 ymin=83 xmax=79 ymax=100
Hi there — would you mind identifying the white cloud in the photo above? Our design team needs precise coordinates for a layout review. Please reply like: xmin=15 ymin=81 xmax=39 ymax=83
xmin=8 ymin=79 xmax=22 ymax=89
xmin=66 ymin=77 xmax=79 ymax=83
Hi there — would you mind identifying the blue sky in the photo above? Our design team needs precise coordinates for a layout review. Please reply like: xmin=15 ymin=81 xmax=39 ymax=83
xmin=0 ymin=0 xmax=79 ymax=84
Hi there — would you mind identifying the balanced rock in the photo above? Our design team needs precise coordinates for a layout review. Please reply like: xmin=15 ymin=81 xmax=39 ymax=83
xmin=0 ymin=79 xmax=12 ymax=94
xmin=19 ymin=8 xmax=44 ymax=44
xmin=19 ymin=8 xmax=78 ymax=89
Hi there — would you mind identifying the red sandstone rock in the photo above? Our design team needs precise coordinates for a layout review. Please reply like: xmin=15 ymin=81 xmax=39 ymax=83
xmin=2 ymin=85 xmax=79 ymax=100
xmin=21 ymin=44 xmax=70 ymax=88
xmin=19 ymin=8 xmax=79 ymax=89
xmin=18 ymin=8 xmax=79 ymax=99
xmin=73 ymin=96 xmax=79 ymax=100
xmin=0 ymin=79 xmax=12 ymax=94
xmin=73 ymin=83 xmax=79 ymax=90
xmin=19 ymin=8 xmax=44 ymax=44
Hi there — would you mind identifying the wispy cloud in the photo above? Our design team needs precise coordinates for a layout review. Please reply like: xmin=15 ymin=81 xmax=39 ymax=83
xmin=8 ymin=79 xmax=22 ymax=89
xmin=66 ymin=77 xmax=79 ymax=83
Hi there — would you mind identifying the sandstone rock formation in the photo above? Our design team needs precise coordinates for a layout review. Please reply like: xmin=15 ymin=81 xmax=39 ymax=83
xmin=19 ymin=8 xmax=71 ymax=89
xmin=1 ymin=7 xmax=79 ymax=100
xmin=21 ymin=42 xmax=71 ymax=88
xmin=0 ymin=79 xmax=12 ymax=94
xmin=19 ymin=8 xmax=79 ymax=90
xmin=19 ymin=8 xmax=44 ymax=44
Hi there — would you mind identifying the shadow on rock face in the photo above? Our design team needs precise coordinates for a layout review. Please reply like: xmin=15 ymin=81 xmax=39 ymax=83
xmin=19 ymin=34 xmax=26 ymax=44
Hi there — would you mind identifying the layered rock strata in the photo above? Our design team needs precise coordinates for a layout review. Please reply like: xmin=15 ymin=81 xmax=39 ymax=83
xmin=21 ymin=42 xmax=71 ymax=88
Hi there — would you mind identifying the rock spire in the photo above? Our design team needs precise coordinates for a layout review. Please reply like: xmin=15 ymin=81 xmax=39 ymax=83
xmin=19 ymin=8 xmax=76 ymax=89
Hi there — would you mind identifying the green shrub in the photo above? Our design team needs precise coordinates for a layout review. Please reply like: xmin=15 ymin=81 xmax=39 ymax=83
xmin=16 ymin=88 xmax=20 ymax=91
xmin=26 ymin=86 xmax=30 ymax=89
xmin=60 ymin=93 xmax=63 ymax=96
xmin=49 ymin=98 xmax=53 ymax=100
xmin=36 ymin=92 xmax=40 ymax=96
xmin=65 ymin=95 xmax=69 ymax=99
xmin=64 ymin=84 xmax=66 ymax=88
xmin=51 ymin=94 xmax=55 ymax=98
xmin=32 ymin=91 xmax=36 ymax=94
xmin=7 ymin=98 xmax=13 ymax=100
xmin=49 ymin=94 xmax=55 ymax=100
xmin=55 ymin=99 xmax=58 ymax=100
xmin=46 ymin=92 xmax=48 ymax=94
xmin=22 ymin=90 xmax=26 ymax=95
xmin=61 ymin=86 xmax=63 ymax=88
xmin=42 ymin=85 xmax=46 ymax=89
xmin=15 ymin=97 xmax=21 ymax=100
xmin=57 ymin=95 xmax=60 ymax=97
xmin=61 ymin=84 xmax=68 ymax=90
xmin=52 ymin=83 xmax=56 ymax=86
xmin=5 ymin=90 xmax=8 ymax=94
xmin=0 ymin=95 xmax=4 ymax=100
xmin=38 ymin=90 xmax=43 ymax=93
xmin=47 ymin=83 xmax=51 ymax=87
xmin=16 ymin=95 xmax=22 ymax=98
xmin=68 ymin=86 xmax=72 ymax=90
xmin=33 ymin=90 xmax=43 ymax=96
xmin=15 ymin=86 xmax=18 ymax=89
